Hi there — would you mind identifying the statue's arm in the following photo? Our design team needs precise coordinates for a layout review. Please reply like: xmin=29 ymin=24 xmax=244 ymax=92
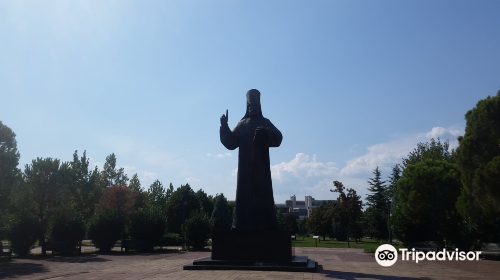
xmin=220 ymin=123 xmax=239 ymax=150
xmin=266 ymin=120 xmax=282 ymax=147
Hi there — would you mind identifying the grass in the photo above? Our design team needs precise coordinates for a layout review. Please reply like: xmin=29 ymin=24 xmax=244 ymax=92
xmin=292 ymin=237 xmax=398 ymax=252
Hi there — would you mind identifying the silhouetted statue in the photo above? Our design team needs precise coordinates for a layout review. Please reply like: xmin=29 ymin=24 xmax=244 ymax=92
xmin=220 ymin=89 xmax=282 ymax=230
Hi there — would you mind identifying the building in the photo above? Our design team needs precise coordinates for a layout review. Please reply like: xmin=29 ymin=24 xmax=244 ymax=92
xmin=284 ymin=195 xmax=333 ymax=219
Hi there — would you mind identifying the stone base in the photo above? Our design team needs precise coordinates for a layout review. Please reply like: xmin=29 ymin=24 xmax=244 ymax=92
xmin=183 ymin=255 xmax=317 ymax=272
xmin=183 ymin=229 xmax=317 ymax=272
xmin=211 ymin=229 xmax=292 ymax=261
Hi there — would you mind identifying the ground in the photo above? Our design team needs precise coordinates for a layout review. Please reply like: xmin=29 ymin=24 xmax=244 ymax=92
xmin=1 ymin=247 xmax=499 ymax=280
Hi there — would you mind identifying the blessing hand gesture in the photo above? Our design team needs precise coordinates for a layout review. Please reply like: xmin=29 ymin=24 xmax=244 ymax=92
xmin=220 ymin=109 xmax=228 ymax=126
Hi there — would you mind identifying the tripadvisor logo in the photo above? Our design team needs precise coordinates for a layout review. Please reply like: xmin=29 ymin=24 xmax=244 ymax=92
xmin=375 ymin=244 xmax=482 ymax=267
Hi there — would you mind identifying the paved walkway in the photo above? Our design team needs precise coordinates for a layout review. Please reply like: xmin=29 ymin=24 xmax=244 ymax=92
xmin=1 ymin=247 xmax=499 ymax=280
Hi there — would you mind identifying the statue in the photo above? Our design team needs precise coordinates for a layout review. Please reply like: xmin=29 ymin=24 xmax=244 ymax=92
xmin=220 ymin=89 xmax=282 ymax=230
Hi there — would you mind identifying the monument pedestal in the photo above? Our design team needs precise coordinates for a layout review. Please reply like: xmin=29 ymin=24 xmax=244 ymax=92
xmin=183 ymin=230 xmax=317 ymax=272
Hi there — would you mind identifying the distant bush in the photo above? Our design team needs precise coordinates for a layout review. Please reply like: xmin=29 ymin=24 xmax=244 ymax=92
xmin=7 ymin=213 xmax=41 ymax=257
xmin=183 ymin=210 xmax=211 ymax=250
xmin=128 ymin=207 xmax=167 ymax=244
xmin=88 ymin=209 xmax=125 ymax=252
xmin=50 ymin=212 xmax=86 ymax=248
xmin=159 ymin=233 xmax=182 ymax=246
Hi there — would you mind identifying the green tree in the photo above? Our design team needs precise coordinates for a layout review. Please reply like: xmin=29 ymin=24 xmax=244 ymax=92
xmin=165 ymin=183 xmax=200 ymax=234
xmin=297 ymin=218 xmax=309 ymax=240
xmin=0 ymin=121 xmax=20 ymax=212
xmin=183 ymin=210 xmax=211 ymax=250
xmin=20 ymin=157 xmax=72 ymax=255
xmin=330 ymin=180 xmax=363 ymax=247
xmin=100 ymin=153 xmax=129 ymax=187
xmin=282 ymin=213 xmax=299 ymax=233
xmin=394 ymin=159 xmax=462 ymax=245
xmin=210 ymin=193 xmax=232 ymax=230
xmin=386 ymin=164 xmax=402 ymax=199
xmin=455 ymin=90 xmax=500 ymax=219
xmin=129 ymin=173 xmax=142 ymax=193
xmin=306 ymin=202 xmax=331 ymax=240
xmin=129 ymin=173 xmax=147 ymax=209
xmin=365 ymin=166 xmax=388 ymax=241
xmin=402 ymin=138 xmax=454 ymax=168
xmin=148 ymin=179 xmax=166 ymax=208
xmin=69 ymin=150 xmax=102 ymax=224
xmin=196 ymin=189 xmax=215 ymax=218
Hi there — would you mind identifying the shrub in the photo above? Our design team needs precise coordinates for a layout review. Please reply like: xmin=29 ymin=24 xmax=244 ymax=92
xmin=7 ymin=213 xmax=41 ymax=257
xmin=210 ymin=193 xmax=232 ymax=231
xmin=158 ymin=233 xmax=182 ymax=246
xmin=128 ymin=207 xmax=167 ymax=244
xmin=183 ymin=210 xmax=211 ymax=250
xmin=51 ymin=212 xmax=86 ymax=246
xmin=88 ymin=209 xmax=125 ymax=252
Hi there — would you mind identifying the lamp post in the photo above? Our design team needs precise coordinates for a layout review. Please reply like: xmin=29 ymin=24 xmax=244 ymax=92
xmin=387 ymin=198 xmax=392 ymax=244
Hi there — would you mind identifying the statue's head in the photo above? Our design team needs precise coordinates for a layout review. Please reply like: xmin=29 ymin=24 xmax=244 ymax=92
xmin=244 ymin=89 xmax=263 ymax=119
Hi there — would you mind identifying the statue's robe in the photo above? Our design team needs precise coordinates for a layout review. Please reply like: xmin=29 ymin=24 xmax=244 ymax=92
xmin=220 ymin=116 xmax=282 ymax=230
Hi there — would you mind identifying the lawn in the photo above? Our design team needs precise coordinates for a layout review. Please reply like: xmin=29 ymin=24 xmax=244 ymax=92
xmin=292 ymin=237 xmax=384 ymax=252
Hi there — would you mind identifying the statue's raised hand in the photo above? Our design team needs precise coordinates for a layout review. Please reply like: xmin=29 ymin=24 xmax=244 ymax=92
xmin=220 ymin=109 xmax=228 ymax=127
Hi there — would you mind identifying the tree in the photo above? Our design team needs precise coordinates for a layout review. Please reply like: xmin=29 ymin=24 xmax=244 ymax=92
xmin=402 ymin=138 xmax=454 ymax=168
xmin=455 ymin=90 xmax=500 ymax=219
xmin=95 ymin=185 xmax=136 ymax=218
xmin=165 ymin=183 xmax=201 ymax=234
xmin=211 ymin=193 xmax=232 ymax=230
xmin=147 ymin=180 xmax=166 ymax=208
xmin=306 ymin=202 xmax=331 ymax=240
xmin=330 ymin=181 xmax=363 ymax=247
xmin=297 ymin=218 xmax=309 ymax=240
xmin=0 ymin=121 xmax=20 ymax=212
xmin=100 ymin=153 xmax=129 ymax=187
xmin=129 ymin=173 xmax=147 ymax=209
xmin=394 ymin=159 xmax=462 ymax=245
xmin=386 ymin=164 xmax=402 ymax=199
xmin=365 ymin=166 xmax=389 ymax=241
xmin=129 ymin=173 xmax=142 ymax=193
xmin=20 ymin=157 xmax=72 ymax=255
xmin=69 ymin=150 xmax=102 ymax=224
xmin=282 ymin=213 xmax=299 ymax=233
xmin=196 ymin=189 xmax=215 ymax=218
xmin=183 ymin=210 xmax=211 ymax=250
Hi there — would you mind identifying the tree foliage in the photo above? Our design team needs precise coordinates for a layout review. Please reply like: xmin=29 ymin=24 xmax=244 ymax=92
xmin=88 ymin=209 xmax=126 ymax=252
xmin=95 ymin=185 xmax=136 ymax=217
xmin=147 ymin=179 xmax=167 ymax=208
xmin=183 ymin=210 xmax=211 ymax=250
xmin=0 ymin=121 xmax=20 ymax=211
xmin=394 ymin=159 xmax=462 ymax=244
xmin=306 ymin=202 xmax=331 ymax=240
xmin=365 ymin=166 xmax=389 ymax=240
xmin=128 ymin=207 xmax=167 ymax=244
xmin=69 ymin=150 xmax=102 ymax=223
xmin=211 ymin=193 xmax=232 ymax=230
xmin=330 ymin=180 xmax=363 ymax=247
xmin=455 ymin=90 xmax=500 ymax=218
xmin=100 ymin=153 xmax=128 ymax=187
xmin=165 ymin=183 xmax=200 ymax=234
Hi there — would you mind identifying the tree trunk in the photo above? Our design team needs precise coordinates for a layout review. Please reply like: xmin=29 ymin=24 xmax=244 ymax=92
xmin=346 ymin=225 xmax=350 ymax=248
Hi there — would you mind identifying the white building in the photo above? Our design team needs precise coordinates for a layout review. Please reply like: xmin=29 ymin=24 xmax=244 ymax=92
xmin=284 ymin=195 xmax=333 ymax=218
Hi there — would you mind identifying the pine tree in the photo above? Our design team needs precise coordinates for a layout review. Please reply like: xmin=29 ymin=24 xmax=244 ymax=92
xmin=365 ymin=166 xmax=389 ymax=241
xmin=210 ymin=193 xmax=232 ymax=230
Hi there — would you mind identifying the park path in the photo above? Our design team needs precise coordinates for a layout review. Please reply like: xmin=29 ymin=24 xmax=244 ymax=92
xmin=1 ymin=247 xmax=499 ymax=280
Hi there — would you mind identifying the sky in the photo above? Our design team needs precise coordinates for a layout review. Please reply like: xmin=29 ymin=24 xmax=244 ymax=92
xmin=1 ymin=1 xmax=499 ymax=204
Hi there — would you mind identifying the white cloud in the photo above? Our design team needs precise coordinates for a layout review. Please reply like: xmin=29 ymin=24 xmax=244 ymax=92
xmin=207 ymin=153 xmax=213 ymax=156
xmin=425 ymin=126 xmax=461 ymax=138
xmin=215 ymin=154 xmax=225 ymax=158
xmin=225 ymin=153 xmax=232 ymax=157
xmin=270 ymin=153 xmax=338 ymax=182
xmin=186 ymin=177 xmax=201 ymax=183
xmin=340 ymin=126 xmax=464 ymax=176
xmin=142 ymin=171 xmax=156 ymax=181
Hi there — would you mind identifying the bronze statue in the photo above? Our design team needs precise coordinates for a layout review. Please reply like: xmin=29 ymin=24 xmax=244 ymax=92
xmin=220 ymin=89 xmax=282 ymax=230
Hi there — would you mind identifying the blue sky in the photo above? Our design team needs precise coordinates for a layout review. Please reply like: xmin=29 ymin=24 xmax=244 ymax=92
xmin=1 ymin=1 xmax=499 ymax=203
